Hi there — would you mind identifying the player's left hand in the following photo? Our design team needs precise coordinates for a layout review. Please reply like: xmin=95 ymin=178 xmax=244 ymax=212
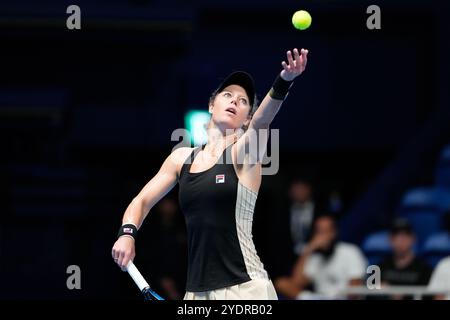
xmin=280 ymin=48 xmax=308 ymax=81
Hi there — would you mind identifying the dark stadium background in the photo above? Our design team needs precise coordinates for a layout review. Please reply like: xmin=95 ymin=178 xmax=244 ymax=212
xmin=0 ymin=0 xmax=449 ymax=299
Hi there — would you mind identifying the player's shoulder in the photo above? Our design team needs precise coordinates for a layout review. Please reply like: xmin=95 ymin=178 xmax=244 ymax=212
xmin=169 ymin=146 xmax=195 ymax=165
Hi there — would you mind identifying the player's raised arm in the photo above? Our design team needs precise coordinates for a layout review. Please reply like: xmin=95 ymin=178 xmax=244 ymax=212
xmin=250 ymin=48 xmax=308 ymax=130
xmin=236 ymin=48 xmax=308 ymax=163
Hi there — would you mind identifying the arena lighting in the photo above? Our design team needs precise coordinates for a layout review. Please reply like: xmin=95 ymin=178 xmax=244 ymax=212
xmin=184 ymin=110 xmax=210 ymax=146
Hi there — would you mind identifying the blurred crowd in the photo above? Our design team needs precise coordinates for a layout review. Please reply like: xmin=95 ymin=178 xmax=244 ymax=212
xmin=145 ymin=175 xmax=450 ymax=300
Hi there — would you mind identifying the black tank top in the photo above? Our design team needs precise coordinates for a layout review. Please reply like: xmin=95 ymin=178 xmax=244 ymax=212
xmin=178 ymin=144 xmax=252 ymax=292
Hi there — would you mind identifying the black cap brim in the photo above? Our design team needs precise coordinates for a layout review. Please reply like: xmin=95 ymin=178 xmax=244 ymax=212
xmin=215 ymin=71 xmax=256 ymax=108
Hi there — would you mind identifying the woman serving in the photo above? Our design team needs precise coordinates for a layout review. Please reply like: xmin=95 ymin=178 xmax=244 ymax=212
xmin=112 ymin=48 xmax=309 ymax=300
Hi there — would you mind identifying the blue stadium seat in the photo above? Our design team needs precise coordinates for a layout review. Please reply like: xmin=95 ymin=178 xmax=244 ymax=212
xmin=398 ymin=213 xmax=442 ymax=244
xmin=422 ymin=232 xmax=450 ymax=267
xmin=398 ymin=187 xmax=450 ymax=213
xmin=434 ymin=187 xmax=450 ymax=212
xmin=398 ymin=187 xmax=439 ymax=213
xmin=361 ymin=231 xmax=392 ymax=265
xmin=397 ymin=188 xmax=445 ymax=243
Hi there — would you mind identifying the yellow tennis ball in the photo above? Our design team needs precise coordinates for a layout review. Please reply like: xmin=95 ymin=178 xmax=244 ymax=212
xmin=292 ymin=10 xmax=312 ymax=30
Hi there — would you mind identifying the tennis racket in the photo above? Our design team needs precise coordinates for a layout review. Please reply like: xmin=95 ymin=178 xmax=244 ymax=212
xmin=126 ymin=261 xmax=164 ymax=300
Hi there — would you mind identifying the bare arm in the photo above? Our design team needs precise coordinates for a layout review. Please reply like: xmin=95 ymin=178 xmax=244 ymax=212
xmin=121 ymin=151 xmax=181 ymax=228
xmin=291 ymin=246 xmax=314 ymax=290
xmin=291 ymin=232 xmax=330 ymax=291
xmin=112 ymin=147 xmax=191 ymax=270
xmin=236 ymin=48 xmax=308 ymax=163
xmin=251 ymin=49 xmax=308 ymax=129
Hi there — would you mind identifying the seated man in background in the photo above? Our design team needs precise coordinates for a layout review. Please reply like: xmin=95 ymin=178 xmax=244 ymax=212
xmin=378 ymin=218 xmax=432 ymax=299
xmin=274 ymin=214 xmax=367 ymax=299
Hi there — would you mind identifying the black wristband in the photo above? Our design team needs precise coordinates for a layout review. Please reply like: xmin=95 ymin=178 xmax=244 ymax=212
xmin=118 ymin=224 xmax=138 ymax=240
xmin=269 ymin=74 xmax=294 ymax=100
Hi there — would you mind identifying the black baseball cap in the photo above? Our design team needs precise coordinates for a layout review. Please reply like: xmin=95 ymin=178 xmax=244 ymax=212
xmin=213 ymin=71 xmax=257 ymax=113
xmin=389 ymin=218 xmax=414 ymax=235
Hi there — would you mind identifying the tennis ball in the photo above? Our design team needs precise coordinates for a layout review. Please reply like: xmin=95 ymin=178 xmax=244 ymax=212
xmin=292 ymin=10 xmax=312 ymax=30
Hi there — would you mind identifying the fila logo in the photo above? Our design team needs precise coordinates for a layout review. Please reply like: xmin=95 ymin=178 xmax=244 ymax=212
xmin=216 ymin=174 xmax=225 ymax=184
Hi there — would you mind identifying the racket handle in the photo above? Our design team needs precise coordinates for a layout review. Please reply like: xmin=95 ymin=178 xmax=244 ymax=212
xmin=126 ymin=261 xmax=149 ymax=291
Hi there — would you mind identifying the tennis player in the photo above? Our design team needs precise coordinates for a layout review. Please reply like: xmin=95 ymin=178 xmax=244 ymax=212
xmin=112 ymin=48 xmax=309 ymax=300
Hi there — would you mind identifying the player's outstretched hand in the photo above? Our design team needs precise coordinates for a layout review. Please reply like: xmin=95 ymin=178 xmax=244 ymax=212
xmin=280 ymin=48 xmax=308 ymax=81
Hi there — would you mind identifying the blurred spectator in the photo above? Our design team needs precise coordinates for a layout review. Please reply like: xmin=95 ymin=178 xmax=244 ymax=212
xmin=378 ymin=218 xmax=432 ymax=299
xmin=288 ymin=178 xmax=318 ymax=255
xmin=274 ymin=214 xmax=367 ymax=299
xmin=427 ymin=212 xmax=450 ymax=300
xmin=427 ymin=256 xmax=450 ymax=299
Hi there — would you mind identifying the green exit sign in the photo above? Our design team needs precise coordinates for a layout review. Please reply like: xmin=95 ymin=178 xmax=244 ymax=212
xmin=184 ymin=110 xmax=210 ymax=146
